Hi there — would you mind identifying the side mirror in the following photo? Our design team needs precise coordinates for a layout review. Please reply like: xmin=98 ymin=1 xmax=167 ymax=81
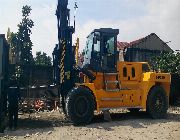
xmin=93 ymin=36 xmax=97 ymax=44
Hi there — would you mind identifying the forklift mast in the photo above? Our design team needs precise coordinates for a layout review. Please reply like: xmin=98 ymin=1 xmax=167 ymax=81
xmin=53 ymin=0 xmax=76 ymax=97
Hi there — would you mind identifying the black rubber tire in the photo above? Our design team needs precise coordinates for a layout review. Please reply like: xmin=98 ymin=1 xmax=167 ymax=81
xmin=66 ymin=86 xmax=95 ymax=125
xmin=128 ymin=108 xmax=140 ymax=113
xmin=146 ymin=86 xmax=168 ymax=119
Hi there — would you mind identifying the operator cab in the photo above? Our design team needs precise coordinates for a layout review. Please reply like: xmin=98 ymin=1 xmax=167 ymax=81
xmin=83 ymin=28 xmax=119 ymax=72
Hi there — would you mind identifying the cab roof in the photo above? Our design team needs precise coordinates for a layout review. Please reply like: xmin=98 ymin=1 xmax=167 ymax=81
xmin=87 ymin=28 xmax=119 ymax=38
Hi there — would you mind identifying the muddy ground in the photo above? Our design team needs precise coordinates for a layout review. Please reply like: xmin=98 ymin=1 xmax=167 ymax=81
xmin=0 ymin=107 xmax=180 ymax=140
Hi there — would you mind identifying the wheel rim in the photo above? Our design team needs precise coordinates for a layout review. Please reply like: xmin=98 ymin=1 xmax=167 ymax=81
xmin=74 ymin=96 xmax=89 ymax=117
xmin=153 ymin=93 xmax=164 ymax=113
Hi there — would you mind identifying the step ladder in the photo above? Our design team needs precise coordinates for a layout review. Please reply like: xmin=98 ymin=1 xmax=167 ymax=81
xmin=104 ymin=72 xmax=121 ymax=92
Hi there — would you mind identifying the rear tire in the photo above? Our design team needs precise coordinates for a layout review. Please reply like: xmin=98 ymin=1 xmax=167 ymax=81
xmin=66 ymin=86 xmax=95 ymax=125
xmin=146 ymin=86 xmax=168 ymax=119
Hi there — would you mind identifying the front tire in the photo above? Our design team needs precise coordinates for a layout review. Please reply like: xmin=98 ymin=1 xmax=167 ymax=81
xmin=146 ymin=86 xmax=168 ymax=119
xmin=66 ymin=86 xmax=95 ymax=125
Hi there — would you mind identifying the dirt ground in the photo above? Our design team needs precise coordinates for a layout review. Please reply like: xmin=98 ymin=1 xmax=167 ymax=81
xmin=0 ymin=106 xmax=180 ymax=140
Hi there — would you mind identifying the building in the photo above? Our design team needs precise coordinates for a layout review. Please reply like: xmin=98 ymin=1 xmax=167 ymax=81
xmin=117 ymin=33 xmax=173 ymax=62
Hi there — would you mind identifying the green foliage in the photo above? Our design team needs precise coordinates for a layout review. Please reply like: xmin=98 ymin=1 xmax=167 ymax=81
xmin=7 ymin=6 xmax=34 ymax=65
xmin=34 ymin=51 xmax=52 ymax=66
xmin=17 ymin=5 xmax=34 ymax=65
xmin=150 ymin=51 xmax=180 ymax=75
xmin=7 ymin=28 xmax=19 ymax=63
xmin=22 ymin=5 xmax=32 ymax=17
xmin=7 ymin=5 xmax=34 ymax=87
xmin=16 ymin=5 xmax=34 ymax=86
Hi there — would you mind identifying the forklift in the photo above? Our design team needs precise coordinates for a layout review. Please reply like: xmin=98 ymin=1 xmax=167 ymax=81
xmin=53 ymin=0 xmax=171 ymax=125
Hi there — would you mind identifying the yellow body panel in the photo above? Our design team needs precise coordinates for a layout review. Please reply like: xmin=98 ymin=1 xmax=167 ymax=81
xmin=77 ymin=62 xmax=171 ymax=112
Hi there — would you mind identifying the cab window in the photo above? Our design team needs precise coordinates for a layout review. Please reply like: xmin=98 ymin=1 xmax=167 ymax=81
xmin=142 ymin=64 xmax=150 ymax=72
xmin=132 ymin=67 xmax=135 ymax=78
xmin=123 ymin=67 xmax=127 ymax=77
xmin=103 ymin=36 xmax=115 ymax=54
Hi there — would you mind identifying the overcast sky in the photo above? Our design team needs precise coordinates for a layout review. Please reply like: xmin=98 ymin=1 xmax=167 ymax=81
xmin=0 ymin=0 xmax=180 ymax=57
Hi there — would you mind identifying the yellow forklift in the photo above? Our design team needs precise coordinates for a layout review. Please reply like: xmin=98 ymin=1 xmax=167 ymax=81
xmin=54 ymin=0 xmax=171 ymax=125
xmin=65 ymin=28 xmax=171 ymax=125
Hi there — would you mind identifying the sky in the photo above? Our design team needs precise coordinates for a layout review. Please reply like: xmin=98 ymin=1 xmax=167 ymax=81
xmin=0 ymin=0 xmax=180 ymax=57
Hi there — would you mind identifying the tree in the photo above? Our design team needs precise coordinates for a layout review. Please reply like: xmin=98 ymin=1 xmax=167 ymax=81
xmin=8 ymin=6 xmax=34 ymax=65
xmin=150 ymin=51 xmax=180 ymax=75
xmin=17 ymin=5 xmax=34 ymax=65
xmin=7 ymin=5 xmax=34 ymax=86
xmin=17 ymin=5 xmax=34 ymax=86
xmin=34 ymin=51 xmax=52 ymax=66
xmin=7 ymin=28 xmax=19 ymax=64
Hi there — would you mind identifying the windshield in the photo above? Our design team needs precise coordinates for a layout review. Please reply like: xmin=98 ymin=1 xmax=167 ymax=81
xmin=93 ymin=32 xmax=100 ymax=52
xmin=83 ymin=34 xmax=93 ymax=65
xmin=103 ymin=36 xmax=115 ymax=54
